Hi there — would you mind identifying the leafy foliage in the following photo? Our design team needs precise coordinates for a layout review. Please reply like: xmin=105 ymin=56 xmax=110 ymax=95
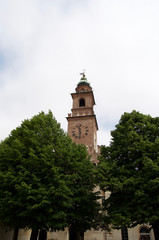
xmin=97 ymin=110 xmax=159 ymax=236
xmin=0 ymin=111 xmax=100 ymax=235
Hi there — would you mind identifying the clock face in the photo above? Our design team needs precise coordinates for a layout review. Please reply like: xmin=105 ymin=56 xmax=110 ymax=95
xmin=72 ymin=124 xmax=89 ymax=139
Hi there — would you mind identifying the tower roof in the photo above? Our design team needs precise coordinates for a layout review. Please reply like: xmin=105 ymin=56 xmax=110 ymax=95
xmin=77 ymin=72 xmax=90 ymax=87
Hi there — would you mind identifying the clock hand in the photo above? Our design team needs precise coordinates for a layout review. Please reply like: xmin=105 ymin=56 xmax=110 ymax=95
xmin=78 ymin=127 xmax=81 ymax=138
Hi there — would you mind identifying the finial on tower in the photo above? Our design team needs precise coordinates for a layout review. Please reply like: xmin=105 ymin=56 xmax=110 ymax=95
xmin=80 ymin=69 xmax=87 ymax=81
xmin=80 ymin=69 xmax=86 ymax=78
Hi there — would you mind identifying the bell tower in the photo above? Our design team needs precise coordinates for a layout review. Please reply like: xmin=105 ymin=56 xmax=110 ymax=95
xmin=67 ymin=73 xmax=99 ymax=163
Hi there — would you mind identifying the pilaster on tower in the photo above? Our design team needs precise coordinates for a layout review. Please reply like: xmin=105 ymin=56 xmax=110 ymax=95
xmin=67 ymin=73 xmax=99 ymax=163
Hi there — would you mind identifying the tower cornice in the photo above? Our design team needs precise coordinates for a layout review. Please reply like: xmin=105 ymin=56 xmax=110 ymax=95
xmin=66 ymin=114 xmax=99 ymax=130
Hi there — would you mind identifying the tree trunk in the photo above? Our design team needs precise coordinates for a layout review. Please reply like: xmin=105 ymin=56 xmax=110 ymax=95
xmin=30 ymin=229 xmax=39 ymax=240
xmin=38 ymin=229 xmax=47 ymax=240
xmin=80 ymin=231 xmax=84 ymax=240
xmin=12 ymin=228 xmax=19 ymax=240
xmin=76 ymin=232 xmax=81 ymax=240
xmin=152 ymin=222 xmax=159 ymax=240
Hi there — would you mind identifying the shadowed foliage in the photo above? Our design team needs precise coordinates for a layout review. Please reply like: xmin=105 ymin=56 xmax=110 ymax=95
xmin=97 ymin=110 xmax=159 ymax=240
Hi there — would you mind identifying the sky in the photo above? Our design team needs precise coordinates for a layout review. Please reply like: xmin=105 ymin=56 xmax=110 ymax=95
xmin=0 ymin=0 xmax=159 ymax=146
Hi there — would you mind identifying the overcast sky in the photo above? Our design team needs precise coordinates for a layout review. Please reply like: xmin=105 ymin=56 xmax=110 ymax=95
xmin=0 ymin=0 xmax=159 ymax=146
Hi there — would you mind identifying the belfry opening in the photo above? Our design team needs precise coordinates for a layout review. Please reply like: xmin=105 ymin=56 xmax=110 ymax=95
xmin=79 ymin=98 xmax=85 ymax=107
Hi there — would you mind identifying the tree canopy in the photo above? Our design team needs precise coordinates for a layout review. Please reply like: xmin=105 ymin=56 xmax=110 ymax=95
xmin=0 ymin=111 xmax=100 ymax=240
xmin=97 ymin=110 xmax=159 ymax=239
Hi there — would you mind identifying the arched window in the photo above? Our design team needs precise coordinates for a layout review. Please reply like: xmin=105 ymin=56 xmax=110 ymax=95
xmin=79 ymin=98 xmax=85 ymax=107
xmin=139 ymin=227 xmax=150 ymax=240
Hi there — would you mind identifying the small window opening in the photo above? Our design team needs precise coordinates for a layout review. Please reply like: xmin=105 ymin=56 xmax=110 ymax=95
xmin=79 ymin=98 xmax=85 ymax=107
xmin=102 ymin=196 xmax=105 ymax=205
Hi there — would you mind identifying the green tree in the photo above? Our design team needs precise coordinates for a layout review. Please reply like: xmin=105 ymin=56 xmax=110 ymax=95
xmin=0 ymin=111 xmax=101 ymax=240
xmin=97 ymin=110 xmax=159 ymax=240
xmin=0 ymin=111 xmax=72 ymax=240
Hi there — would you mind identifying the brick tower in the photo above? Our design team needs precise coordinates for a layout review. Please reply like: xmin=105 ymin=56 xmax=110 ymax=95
xmin=67 ymin=73 xmax=99 ymax=163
